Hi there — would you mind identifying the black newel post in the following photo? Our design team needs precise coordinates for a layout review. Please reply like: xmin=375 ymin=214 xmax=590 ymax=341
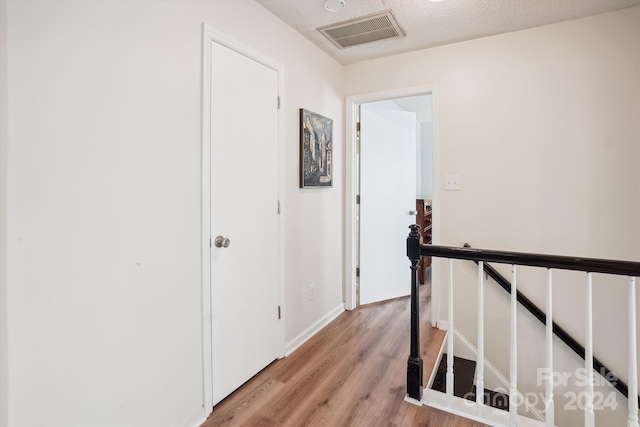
xmin=406 ymin=224 xmax=423 ymax=401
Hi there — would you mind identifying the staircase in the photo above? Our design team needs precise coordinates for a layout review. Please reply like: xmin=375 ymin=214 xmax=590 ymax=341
xmin=414 ymin=340 xmax=546 ymax=427
xmin=431 ymin=354 xmax=509 ymax=412
xmin=405 ymin=226 xmax=640 ymax=426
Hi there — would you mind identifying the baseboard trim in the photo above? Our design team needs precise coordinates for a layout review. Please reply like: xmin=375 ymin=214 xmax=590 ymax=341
xmin=285 ymin=303 xmax=344 ymax=356
xmin=404 ymin=394 xmax=423 ymax=406
xmin=421 ymin=388 xmax=547 ymax=427
xmin=180 ymin=407 xmax=206 ymax=427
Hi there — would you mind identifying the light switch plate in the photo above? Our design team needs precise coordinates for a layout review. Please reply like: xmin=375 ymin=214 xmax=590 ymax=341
xmin=444 ymin=174 xmax=461 ymax=191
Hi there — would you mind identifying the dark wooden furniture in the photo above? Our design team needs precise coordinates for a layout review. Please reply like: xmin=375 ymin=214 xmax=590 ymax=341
xmin=415 ymin=198 xmax=432 ymax=284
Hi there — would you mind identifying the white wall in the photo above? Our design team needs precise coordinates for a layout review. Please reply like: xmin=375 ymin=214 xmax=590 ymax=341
xmin=0 ymin=1 xmax=9 ymax=426
xmin=346 ymin=6 xmax=640 ymax=426
xmin=5 ymin=1 xmax=343 ymax=426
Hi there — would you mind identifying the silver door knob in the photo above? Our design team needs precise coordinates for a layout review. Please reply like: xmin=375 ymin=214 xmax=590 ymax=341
xmin=214 ymin=236 xmax=231 ymax=248
xmin=409 ymin=210 xmax=419 ymax=216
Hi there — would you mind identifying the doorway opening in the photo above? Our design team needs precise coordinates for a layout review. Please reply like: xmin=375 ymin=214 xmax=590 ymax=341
xmin=345 ymin=85 xmax=440 ymax=326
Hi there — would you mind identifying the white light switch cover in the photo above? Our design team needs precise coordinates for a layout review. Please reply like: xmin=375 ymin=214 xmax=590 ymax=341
xmin=444 ymin=174 xmax=461 ymax=191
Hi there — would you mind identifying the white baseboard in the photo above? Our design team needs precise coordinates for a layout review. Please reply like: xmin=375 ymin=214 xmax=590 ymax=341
xmin=180 ymin=406 xmax=206 ymax=427
xmin=422 ymin=388 xmax=547 ymax=427
xmin=285 ymin=303 xmax=344 ymax=356
xmin=404 ymin=394 xmax=423 ymax=406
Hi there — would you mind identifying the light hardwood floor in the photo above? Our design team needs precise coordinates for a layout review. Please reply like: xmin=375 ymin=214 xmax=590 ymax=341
xmin=202 ymin=280 xmax=486 ymax=427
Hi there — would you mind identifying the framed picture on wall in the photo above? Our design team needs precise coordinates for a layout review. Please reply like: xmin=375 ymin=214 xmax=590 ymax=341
xmin=300 ymin=108 xmax=333 ymax=188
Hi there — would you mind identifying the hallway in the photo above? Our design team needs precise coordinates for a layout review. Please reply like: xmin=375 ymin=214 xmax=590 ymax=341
xmin=202 ymin=277 xmax=487 ymax=426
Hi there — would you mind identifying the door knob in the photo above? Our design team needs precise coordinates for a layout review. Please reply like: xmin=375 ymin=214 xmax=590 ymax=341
xmin=214 ymin=236 xmax=231 ymax=248
xmin=409 ymin=210 xmax=419 ymax=216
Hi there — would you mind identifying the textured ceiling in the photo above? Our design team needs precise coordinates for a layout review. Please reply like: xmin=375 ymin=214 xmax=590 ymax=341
xmin=255 ymin=0 xmax=640 ymax=64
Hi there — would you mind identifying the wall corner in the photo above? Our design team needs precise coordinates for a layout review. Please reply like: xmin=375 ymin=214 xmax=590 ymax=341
xmin=0 ymin=0 xmax=9 ymax=425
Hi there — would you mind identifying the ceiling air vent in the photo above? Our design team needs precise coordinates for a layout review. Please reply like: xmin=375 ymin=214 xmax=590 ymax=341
xmin=318 ymin=10 xmax=406 ymax=49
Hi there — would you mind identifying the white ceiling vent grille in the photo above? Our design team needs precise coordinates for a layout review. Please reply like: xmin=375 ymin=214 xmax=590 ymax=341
xmin=318 ymin=10 xmax=406 ymax=49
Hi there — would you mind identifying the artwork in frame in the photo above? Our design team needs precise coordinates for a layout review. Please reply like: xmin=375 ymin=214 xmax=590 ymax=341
xmin=300 ymin=108 xmax=333 ymax=188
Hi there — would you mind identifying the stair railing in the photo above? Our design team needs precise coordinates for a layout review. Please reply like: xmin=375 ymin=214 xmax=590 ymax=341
xmin=463 ymin=243 xmax=636 ymax=406
xmin=406 ymin=224 xmax=640 ymax=427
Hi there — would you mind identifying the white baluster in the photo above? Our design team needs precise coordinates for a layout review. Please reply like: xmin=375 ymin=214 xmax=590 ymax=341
xmin=545 ymin=269 xmax=554 ymax=427
xmin=477 ymin=261 xmax=485 ymax=416
xmin=510 ymin=265 xmax=518 ymax=427
xmin=628 ymin=277 xmax=639 ymax=427
xmin=585 ymin=273 xmax=594 ymax=427
xmin=447 ymin=258 xmax=454 ymax=407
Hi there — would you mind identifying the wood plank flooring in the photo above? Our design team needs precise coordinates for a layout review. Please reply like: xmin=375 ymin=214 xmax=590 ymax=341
xmin=202 ymin=281 xmax=486 ymax=427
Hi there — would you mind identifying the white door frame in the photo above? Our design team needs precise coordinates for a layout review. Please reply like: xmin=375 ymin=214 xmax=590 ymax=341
xmin=201 ymin=25 xmax=286 ymax=417
xmin=345 ymin=85 xmax=440 ymax=327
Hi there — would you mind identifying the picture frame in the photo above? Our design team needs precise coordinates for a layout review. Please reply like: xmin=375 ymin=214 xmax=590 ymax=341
xmin=300 ymin=108 xmax=333 ymax=188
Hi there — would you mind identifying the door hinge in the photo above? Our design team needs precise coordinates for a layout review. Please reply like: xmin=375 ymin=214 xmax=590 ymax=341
xmin=356 ymin=267 xmax=360 ymax=278
xmin=278 ymin=200 xmax=281 ymax=214
xmin=356 ymin=121 xmax=361 ymax=133
xmin=356 ymin=195 xmax=360 ymax=205
xmin=277 ymin=96 xmax=281 ymax=110
xmin=278 ymin=305 xmax=281 ymax=320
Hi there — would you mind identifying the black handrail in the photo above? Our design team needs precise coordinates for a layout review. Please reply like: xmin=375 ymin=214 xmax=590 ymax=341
xmin=419 ymin=244 xmax=640 ymax=277
xmin=405 ymin=225 xmax=640 ymax=403
xmin=463 ymin=243 xmax=634 ymax=402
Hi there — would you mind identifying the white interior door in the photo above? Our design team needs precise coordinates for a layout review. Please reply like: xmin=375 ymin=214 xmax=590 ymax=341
xmin=209 ymin=41 xmax=280 ymax=406
xmin=359 ymin=102 xmax=416 ymax=305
